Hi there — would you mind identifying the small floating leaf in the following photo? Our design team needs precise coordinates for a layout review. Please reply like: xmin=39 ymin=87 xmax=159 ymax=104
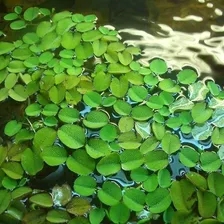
xmin=98 ymin=181 xmax=122 ymax=206
xmin=150 ymin=58 xmax=168 ymax=75
xmin=109 ymin=203 xmax=130 ymax=224
xmin=161 ymin=132 xmax=181 ymax=154
xmin=179 ymin=147 xmax=199 ymax=168
xmin=66 ymin=150 xmax=95 ymax=175
xmin=73 ymin=176 xmax=96 ymax=196
xmin=177 ymin=69 xmax=197 ymax=84
xmin=42 ymin=146 xmax=67 ymax=166
xmin=123 ymin=188 xmax=145 ymax=212
xmin=96 ymin=153 xmax=121 ymax=176
xmin=208 ymin=172 xmax=224 ymax=197
xmin=200 ymin=151 xmax=221 ymax=172
xmin=4 ymin=120 xmax=22 ymax=137
xmin=145 ymin=150 xmax=169 ymax=171
xmin=21 ymin=148 xmax=43 ymax=176
xmin=0 ymin=190 xmax=11 ymax=214
xmin=146 ymin=188 xmax=171 ymax=213
xmin=83 ymin=111 xmax=109 ymax=129
xmin=58 ymin=124 xmax=85 ymax=149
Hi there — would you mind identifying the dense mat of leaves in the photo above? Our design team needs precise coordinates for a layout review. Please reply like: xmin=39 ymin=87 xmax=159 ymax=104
xmin=0 ymin=6 xmax=224 ymax=224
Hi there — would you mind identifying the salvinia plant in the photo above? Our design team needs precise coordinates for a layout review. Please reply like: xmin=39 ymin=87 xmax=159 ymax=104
xmin=0 ymin=5 xmax=224 ymax=224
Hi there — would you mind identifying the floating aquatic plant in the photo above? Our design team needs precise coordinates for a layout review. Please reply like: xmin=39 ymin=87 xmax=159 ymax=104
xmin=0 ymin=5 xmax=224 ymax=224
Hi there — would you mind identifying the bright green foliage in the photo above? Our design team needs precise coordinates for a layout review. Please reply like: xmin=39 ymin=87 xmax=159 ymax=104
xmin=0 ymin=6 xmax=223 ymax=224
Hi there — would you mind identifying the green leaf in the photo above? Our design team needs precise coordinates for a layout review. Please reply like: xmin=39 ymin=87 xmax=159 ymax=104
xmin=207 ymin=172 xmax=224 ymax=197
xmin=75 ymin=42 xmax=93 ymax=59
xmin=197 ymin=190 xmax=216 ymax=218
xmin=58 ymin=124 xmax=85 ymax=149
xmin=140 ymin=136 xmax=159 ymax=154
xmin=152 ymin=121 xmax=165 ymax=140
xmin=93 ymin=71 xmax=111 ymax=92
xmin=120 ymin=150 xmax=144 ymax=170
xmin=186 ymin=172 xmax=207 ymax=191
xmin=0 ymin=190 xmax=11 ymax=214
xmin=4 ymin=12 xmax=18 ymax=21
xmin=83 ymin=91 xmax=102 ymax=107
xmin=42 ymin=146 xmax=67 ymax=166
xmin=22 ymin=210 xmax=47 ymax=224
xmin=42 ymin=104 xmax=59 ymax=117
xmin=56 ymin=18 xmax=75 ymax=35
xmin=29 ymin=193 xmax=53 ymax=208
xmin=179 ymin=147 xmax=199 ymax=168
xmin=23 ymin=7 xmax=39 ymax=21
xmin=146 ymin=188 xmax=171 ymax=213
xmin=143 ymin=174 xmax=158 ymax=192
xmin=21 ymin=148 xmax=43 ymax=176
xmin=10 ymin=20 xmax=27 ymax=30
xmin=15 ymin=129 xmax=34 ymax=143
xmin=66 ymin=149 xmax=95 ymax=175
xmin=82 ymin=30 xmax=103 ymax=42
xmin=33 ymin=127 xmax=57 ymax=150
xmin=96 ymin=153 xmax=121 ymax=176
xmin=161 ymin=132 xmax=181 ymax=154
xmin=131 ymin=105 xmax=153 ymax=121
xmin=40 ymin=31 xmax=61 ymax=51
xmin=130 ymin=167 xmax=149 ymax=182
xmin=100 ymin=124 xmax=118 ymax=142
xmin=0 ymin=88 xmax=8 ymax=101
xmin=89 ymin=208 xmax=105 ymax=224
xmin=73 ymin=176 xmax=96 ymax=196
xmin=118 ymin=51 xmax=132 ymax=66
xmin=11 ymin=186 xmax=32 ymax=200
xmin=0 ymin=42 xmax=15 ymax=55
xmin=2 ymin=162 xmax=24 ymax=179
xmin=158 ymin=169 xmax=171 ymax=188
xmin=191 ymin=102 xmax=213 ymax=123
xmin=149 ymin=58 xmax=168 ymax=75
xmin=93 ymin=40 xmax=107 ymax=57
xmin=108 ymin=63 xmax=131 ymax=74
xmin=110 ymin=76 xmax=129 ymax=98
xmin=207 ymin=81 xmax=220 ymax=96
xmin=98 ymin=181 xmax=122 ymax=206
xmin=200 ymin=151 xmax=221 ymax=172
xmin=49 ymin=85 xmax=65 ymax=104
xmin=128 ymin=86 xmax=148 ymax=102
xmin=58 ymin=108 xmax=79 ymax=123
xmin=109 ymin=203 xmax=130 ymax=224
xmin=170 ymin=179 xmax=196 ymax=211
xmin=145 ymin=150 xmax=168 ymax=171
xmin=46 ymin=210 xmax=71 ymax=223
xmin=72 ymin=14 xmax=84 ymax=22
xmin=23 ymin=32 xmax=40 ymax=44
xmin=83 ymin=111 xmax=109 ymax=129
xmin=146 ymin=95 xmax=164 ymax=109
xmin=4 ymin=120 xmax=22 ymax=137
xmin=25 ymin=103 xmax=41 ymax=116
xmin=212 ymin=127 xmax=224 ymax=144
xmin=159 ymin=79 xmax=180 ymax=93
xmin=8 ymin=84 xmax=28 ymax=101
xmin=36 ymin=21 xmax=56 ymax=38
xmin=4 ymin=72 xmax=17 ymax=89
xmin=113 ymin=100 xmax=132 ymax=116
xmin=118 ymin=117 xmax=134 ymax=133
xmin=177 ymin=69 xmax=197 ymax=84
xmin=86 ymin=138 xmax=110 ymax=159
xmin=123 ymin=188 xmax=145 ymax=212
xmin=76 ymin=22 xmax=95 ymax=32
